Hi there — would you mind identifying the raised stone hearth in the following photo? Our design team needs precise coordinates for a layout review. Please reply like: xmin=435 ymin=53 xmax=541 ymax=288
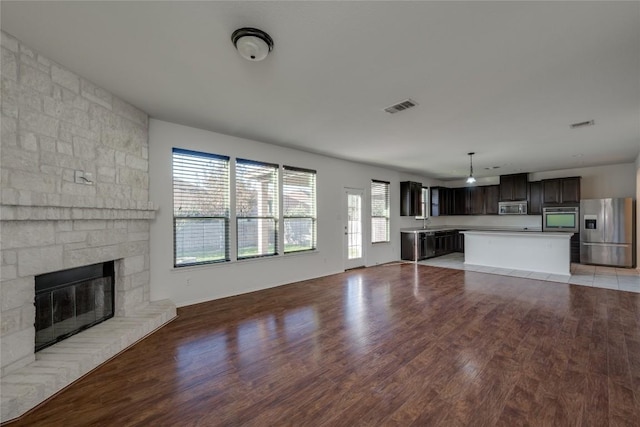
xmin=1 ymin=300 xmax=175 ymax=422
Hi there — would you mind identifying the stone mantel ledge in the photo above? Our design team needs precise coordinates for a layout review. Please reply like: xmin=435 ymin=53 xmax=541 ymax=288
xmin=0 ymin=204 xmax=157 ymax=221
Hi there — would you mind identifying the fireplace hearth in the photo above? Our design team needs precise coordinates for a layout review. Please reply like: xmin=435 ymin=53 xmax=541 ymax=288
xmin=35 ymin=261 xmax=115 ymax=351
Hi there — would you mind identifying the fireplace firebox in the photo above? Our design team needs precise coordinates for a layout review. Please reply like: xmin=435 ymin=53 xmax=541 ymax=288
xmin=34 ymin=261 xmax=115 ymax=351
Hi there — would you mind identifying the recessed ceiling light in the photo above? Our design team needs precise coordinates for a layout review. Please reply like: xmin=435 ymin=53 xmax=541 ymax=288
xmin=484 ymin=166 xmax=500 ymax=170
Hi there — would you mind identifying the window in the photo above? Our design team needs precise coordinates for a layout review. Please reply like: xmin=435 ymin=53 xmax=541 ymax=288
xmin=283 ymin=166 xmax=317 ymax=253
xmin=172 ymin=148 xmax=318 ymax=266
xmin=371 ymin=180 xmax=390 ymax=243
xmin=172 ymin=148 xmax=229 ymax=267
xmin=236 ymin=159 xmax=279 ymax=259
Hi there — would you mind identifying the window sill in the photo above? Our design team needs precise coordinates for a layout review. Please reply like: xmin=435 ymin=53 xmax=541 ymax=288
xmin=171 ymin=249 xmax=319 ymax=271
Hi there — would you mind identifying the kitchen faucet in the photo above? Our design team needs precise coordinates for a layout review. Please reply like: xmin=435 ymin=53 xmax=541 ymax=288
xmin=423 ymin=216 xmax=431 ymax=229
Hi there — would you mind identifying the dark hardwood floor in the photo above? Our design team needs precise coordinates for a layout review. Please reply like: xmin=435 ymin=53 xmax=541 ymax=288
xmin=6 ymin=263 xmax=640 ymax=426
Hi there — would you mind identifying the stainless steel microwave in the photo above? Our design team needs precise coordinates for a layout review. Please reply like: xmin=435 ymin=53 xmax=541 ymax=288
xmin=542 ymin=206 xmax=579 ymax=233
xmin=498 ymin=201 xmax=527 ymax=215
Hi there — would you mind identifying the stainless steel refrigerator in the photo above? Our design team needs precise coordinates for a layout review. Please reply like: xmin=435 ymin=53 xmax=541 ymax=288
xmin=580 ymin=198 xmax=635 ymax=267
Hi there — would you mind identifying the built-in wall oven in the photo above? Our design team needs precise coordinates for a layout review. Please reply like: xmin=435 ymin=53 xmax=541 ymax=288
xmin=542 ymin=206 xmax=579 ymax=233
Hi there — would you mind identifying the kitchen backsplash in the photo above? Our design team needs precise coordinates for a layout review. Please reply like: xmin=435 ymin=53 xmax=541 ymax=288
xmin=423 ymin=215 xmax=543 ymax=229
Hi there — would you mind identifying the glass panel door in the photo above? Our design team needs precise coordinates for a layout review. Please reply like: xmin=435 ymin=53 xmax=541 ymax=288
xmin=344 ymin=188 xmax=364 ymax=269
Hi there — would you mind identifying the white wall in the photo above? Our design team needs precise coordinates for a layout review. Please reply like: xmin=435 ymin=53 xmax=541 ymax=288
xmin=149 ymin=120 xmax=436 ymax=307
xmin=529 ymin=163 xmax=636 ymax=199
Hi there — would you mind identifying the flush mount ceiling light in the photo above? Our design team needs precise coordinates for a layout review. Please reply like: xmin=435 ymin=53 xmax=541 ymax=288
xmin=231 ymin=27 xmax=274 ymax=61
xmin=466 ymin=152 xmax=476 ymax=184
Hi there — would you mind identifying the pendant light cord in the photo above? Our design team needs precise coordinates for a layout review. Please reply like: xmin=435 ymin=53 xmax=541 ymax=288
xmin=466 ymin=152 xmax=476 ymax=184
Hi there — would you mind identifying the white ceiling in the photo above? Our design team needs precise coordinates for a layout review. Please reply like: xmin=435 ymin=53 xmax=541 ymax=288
xmin=2 ymin=1 xmax=639 ymax=180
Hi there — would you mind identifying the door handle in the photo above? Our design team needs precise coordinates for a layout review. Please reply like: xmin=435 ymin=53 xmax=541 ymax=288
xmin=582 ymin=242 xmax=630 ymax=248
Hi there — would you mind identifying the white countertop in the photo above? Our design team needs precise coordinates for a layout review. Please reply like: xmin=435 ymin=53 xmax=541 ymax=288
xmin=460 ymin=230 xmax=572 ymax=238
xmin=401 ymin=225 xmax=543 ymax=233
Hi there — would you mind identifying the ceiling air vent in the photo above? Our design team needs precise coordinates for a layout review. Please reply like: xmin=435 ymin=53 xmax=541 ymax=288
xmin=570 ymin=120 xmax=595 ymax=129
xmin=384 ymin=99 xmax=418 ymax=114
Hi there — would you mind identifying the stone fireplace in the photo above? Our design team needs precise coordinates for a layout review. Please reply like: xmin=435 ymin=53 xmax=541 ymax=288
xmin=0 ymin=207 xmax=176 ymax=422
xmin=0 ymin=31 xmax=176 ymax=422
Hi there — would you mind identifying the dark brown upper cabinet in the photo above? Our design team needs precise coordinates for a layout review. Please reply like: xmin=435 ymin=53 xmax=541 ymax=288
xmin=430 ymin=186 xmax=441 ymax=216
xmin=499 ymin=173 xmax=528 ymax=201
xmin=442 ymin=188 xmax=454 ymax=215
xmin=542 ymin=177 xmax=581 ymax=206
xmin=432 ymin=185 xmax=499 ymax=216
xmin=431 ymin=186 xmax=454 ymax=216
xmin=560 ymin=177 xmax=581 ymax=204
xmin=484 ymin=185 xmax=500 ymax=215
xmin=466 ymin=186 xmax=485 ymax=215
xmin=542 ymin=179 xmax=560 ymax=205
xmin=528 ymin=181 xmax=542 ymax=215
xmin=400 ymin=181 xmax=422 ymax=216
xmin=453 ymin=187 xmax=467 ymax=215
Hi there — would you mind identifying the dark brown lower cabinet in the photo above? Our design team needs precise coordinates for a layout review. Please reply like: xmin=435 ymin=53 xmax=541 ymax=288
xmin=570 ymin=233 xmax=579 ymax=263
xmin=401 ymin=232 xmax=436 ymax=261
xmin=434 ymin=231 xmax=463 ymax=256
xmin=455 ymin=233 xmax=465 ymax=252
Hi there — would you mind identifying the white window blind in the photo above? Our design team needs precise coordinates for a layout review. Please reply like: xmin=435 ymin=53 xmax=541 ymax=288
xmin=283 ymin=166 xmax=317 ymax=253
xmin=371 ymin=180 xmax=390 ymax=243
xmin=236 ymin=159 xmax=279 ymax=259
xmin=172 ymin=148 xmax=230 ymax=267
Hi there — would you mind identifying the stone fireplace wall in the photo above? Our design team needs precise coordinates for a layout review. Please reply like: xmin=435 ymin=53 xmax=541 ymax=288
xmin=1 ymin=31 xmax=155 ymax=376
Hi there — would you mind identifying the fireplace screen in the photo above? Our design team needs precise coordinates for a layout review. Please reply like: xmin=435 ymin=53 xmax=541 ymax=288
xmin=34 ymin=261 xmax=115 ymax=352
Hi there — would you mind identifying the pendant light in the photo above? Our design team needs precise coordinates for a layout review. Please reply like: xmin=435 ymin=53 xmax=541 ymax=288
xmin=466 ymin=152 xmax=476 ymax=184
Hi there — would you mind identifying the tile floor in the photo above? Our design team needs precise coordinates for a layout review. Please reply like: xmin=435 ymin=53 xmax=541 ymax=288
xmin=418 ymin=253 xmax=640 ymax=293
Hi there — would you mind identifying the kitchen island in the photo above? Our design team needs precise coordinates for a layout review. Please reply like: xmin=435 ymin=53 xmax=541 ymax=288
xmin=400 ymin=226 xmax=540 ymax=262
xmin=460 ymin=230 xmax=572 ymax=276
